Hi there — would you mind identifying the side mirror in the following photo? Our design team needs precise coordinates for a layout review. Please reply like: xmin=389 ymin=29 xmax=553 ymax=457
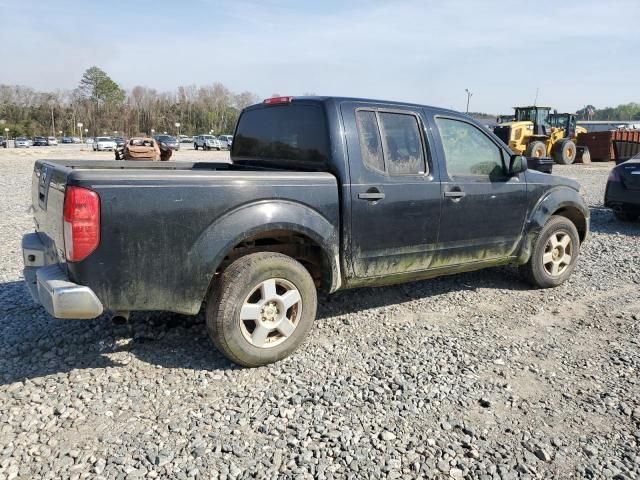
xmin=509 ymin=155 xmax=528 ymax=176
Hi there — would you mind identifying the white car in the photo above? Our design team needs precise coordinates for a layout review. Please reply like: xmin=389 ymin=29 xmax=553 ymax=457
xmin=47 ymin=136 xmax=58 ymax=146
xmin=93 ymin=137 xmax=116 ymax=151
xmin=15 ymin=137 xmax=31 ymax=148
xmin=194 ymin=135 xmax=222 ymax=151
xmin=218 ymin=135 xmax=233 ymax=149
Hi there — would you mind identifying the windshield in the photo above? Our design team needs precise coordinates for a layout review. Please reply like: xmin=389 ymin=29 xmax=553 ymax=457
xmin=202 ymin=135 xmax=215 ymax=140
xmin=157 ymin=135 xmax=176 ymax=142
xmin=515 ymin=107 xmax=550 ymax=127
xmin=232 ymin=103 xmax=329 ymax=169
xmin=97 ymin=137 xmax=111 ymax=142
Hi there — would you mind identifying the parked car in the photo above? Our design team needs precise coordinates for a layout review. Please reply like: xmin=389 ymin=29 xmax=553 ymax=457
xmin=85 ymin=138 xmax=94 ymax=144
xmin=194 ymin=134 xmax=221 ymax=150
xmin=218 ymin=135 xmax=233 ymax=149
xmin=605 ymin=155 xmax=640 ymax=221
xmin=61 ymin=137 xmax=74 ymax=144
xmin=154 ymin=135 xmax=180 ymax=150
xmin=15 ymin=137 xmax=30 ymax=148
xmin=93 ymin=137 xmax=116 ymax=151
xmin=179 ymin=135 xmax=193 ymax=143
xmin=113 ymin=137 xmax=125 ymax=148
xmin=22 ymin=96 xmax=589 ymax=368
xmin=72 ymin=137 xmax=82 ymax=144
xmin=46 ymin=136 xmax=58 ymax=146
xmin=32 ymin=136 xmax=47 ymax=146
xmin=1 ymin=139 xmax=6 ymax=148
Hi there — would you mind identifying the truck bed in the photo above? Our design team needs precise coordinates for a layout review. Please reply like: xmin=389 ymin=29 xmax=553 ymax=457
xmin=31 ymin=159 xmax=340 ymax=315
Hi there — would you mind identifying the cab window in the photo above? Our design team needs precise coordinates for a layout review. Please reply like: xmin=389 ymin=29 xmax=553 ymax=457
xmin=436 ymin=117 xmax=505 ymax=179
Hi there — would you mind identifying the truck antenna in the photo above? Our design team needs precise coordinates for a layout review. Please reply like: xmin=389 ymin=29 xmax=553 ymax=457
xmin=534 ymin=88 xmax=539 ymax=106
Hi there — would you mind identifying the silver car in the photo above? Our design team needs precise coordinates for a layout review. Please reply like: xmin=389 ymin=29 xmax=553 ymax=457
xmin=93 ymin=137 xmax=116 ymax=151
xmin=15 ymin=137 xmax=31 ymax=148
xmin=218 ymin=135 xmax=233 ymax=149
xmin=194 ymin=135 xmax=222 ymax=151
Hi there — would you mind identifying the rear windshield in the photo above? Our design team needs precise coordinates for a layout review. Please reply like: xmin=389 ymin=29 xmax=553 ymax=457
xmin=232 ymin=104 xmax=329 ymax=169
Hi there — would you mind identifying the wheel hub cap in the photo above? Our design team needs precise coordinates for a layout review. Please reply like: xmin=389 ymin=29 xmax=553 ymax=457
xmin=239 ymin=278 xmax=302 ymax=349
xmin=543 ymin=230 xmax=573 ymax=277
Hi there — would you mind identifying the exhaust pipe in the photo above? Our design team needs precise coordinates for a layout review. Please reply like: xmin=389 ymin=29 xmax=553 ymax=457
xmin=111 ymin=311 xmax=130 ymax=325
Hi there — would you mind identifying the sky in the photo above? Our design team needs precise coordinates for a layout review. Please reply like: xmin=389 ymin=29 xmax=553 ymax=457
xmin=1 ymin=0 xmax=639 ymax=114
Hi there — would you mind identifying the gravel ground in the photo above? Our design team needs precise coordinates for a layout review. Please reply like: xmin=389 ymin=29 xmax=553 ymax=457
xmin=0 ymin=150 xmax=639 ymax=480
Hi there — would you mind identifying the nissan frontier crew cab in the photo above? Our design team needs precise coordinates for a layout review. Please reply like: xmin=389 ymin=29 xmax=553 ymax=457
xmin=23 ymin=96 xmax=589 ymax=367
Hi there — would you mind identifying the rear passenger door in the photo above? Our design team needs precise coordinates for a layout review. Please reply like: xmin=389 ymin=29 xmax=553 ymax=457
xmin=429 ymin=112 xmax=528 ymax=265
xmin=341 ymin=102 xmax=442 ymax=278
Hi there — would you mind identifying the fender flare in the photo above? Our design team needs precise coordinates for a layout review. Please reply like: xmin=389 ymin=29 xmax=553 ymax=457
xmin=517 ymin=187 xmax=589 ymax=264
xmin=188 ymin=200 xmax=341 ymax=303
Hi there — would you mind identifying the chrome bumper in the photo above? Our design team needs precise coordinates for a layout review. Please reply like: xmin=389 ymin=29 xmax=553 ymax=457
xmin=22 ymin=233 xmax=103 ymax=319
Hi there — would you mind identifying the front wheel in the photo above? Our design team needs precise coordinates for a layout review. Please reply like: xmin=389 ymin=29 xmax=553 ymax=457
xmin=526 ymin=141 xmax=547 ymax=158
xmin=552 ymin=139 xmax=577 ymax=165
xmin=206 ymin=252 xmax=317 ymax=367
xmin=194 ymin=143 xmax=198 ymax=150
xmin=520 ymin=215 xmax=580 ymax=288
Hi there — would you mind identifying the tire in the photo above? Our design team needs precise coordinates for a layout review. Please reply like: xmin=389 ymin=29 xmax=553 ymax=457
xmin=613 ymin=208 xmax=639 ymax=222
xmin=519 ymin=215 xmax=580 ymax=288
xmin=194 ymin=143 xmax=198 ymax=150
xmin=526 ymin=141 xmax=547 ymax=158
xmin=552 ymin=139 xmax=577 ymax=165
xmin=206 ymin=252 xmax=317 ymax=367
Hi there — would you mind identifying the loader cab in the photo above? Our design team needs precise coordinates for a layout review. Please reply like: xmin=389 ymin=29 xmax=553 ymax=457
xmin=549 ymin=113 xmax=577 ymax=139
xmin=514 ymin=106 xmax=552 ymax=136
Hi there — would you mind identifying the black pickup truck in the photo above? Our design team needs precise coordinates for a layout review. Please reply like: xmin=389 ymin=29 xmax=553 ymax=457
xmin=23 ymin=96 xmax=589 ymax=367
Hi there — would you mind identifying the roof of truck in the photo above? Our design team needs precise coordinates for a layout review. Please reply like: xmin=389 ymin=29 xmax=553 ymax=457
xmin=252 ymin=96 xmax=464 ymax=117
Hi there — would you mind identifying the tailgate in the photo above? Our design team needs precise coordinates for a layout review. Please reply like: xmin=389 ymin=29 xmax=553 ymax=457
xmin=31 ymin=161 xmax=68 ymax=264
xmin=620 ymin=162 xmax=640 ymax=191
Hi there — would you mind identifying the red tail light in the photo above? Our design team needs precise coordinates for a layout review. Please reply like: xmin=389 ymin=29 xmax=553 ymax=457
xmin=63 ymin=186 xmax=100 ymax=262
xmin=263 ymin=96 xmax=293 ymax=105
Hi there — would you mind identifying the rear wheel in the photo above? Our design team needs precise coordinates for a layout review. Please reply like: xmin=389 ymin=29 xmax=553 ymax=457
xmin=194 ymin=143 xmax=198 ymax=150
xmin=552 ymin=139 xmax=577 ymax=165
xmin=526 ymin=141 xmax=547 ymax=158
xmin=206 ymin=252 xmax=317 ymax=367
xmin=613 ymin=208 xmax=639 ymax=222
xmin=520 ymin=215 xmax=580 ymax=288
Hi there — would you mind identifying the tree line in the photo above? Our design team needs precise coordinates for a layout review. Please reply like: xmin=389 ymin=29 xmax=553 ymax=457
xmin=0 ymin=66 xmax=260 ymax=138
xmin=576 ymin=103 xmax=640 ymax=122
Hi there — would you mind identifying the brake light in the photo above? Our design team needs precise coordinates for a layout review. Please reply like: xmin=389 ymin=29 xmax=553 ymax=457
xmin=263 ymin=96 xmax=293 ymax=105
xmin=63 ymin=186 xmax=100 ymax=262
xmin=608 ymin=169 xmax=620 ymax=182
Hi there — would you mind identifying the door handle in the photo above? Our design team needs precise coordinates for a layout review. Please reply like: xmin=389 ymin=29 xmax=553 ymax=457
xmin=358 ymin=192 xmax=385 ymax=200
xmin=444 ymin=190 xmax=466 ymax=199
xmin=358 ymin=188 xmax=385 ymax=201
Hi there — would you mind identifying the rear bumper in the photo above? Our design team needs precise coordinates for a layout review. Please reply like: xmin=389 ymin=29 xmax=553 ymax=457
xmin=604 ymin=181 xmax=639 ymax=208
xmin=22 ymin=233 xmax=103 ymax=319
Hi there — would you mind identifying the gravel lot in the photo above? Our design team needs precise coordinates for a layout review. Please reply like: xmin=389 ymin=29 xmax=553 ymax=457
xmin=0 ymin=148 xmax=638 ymax=480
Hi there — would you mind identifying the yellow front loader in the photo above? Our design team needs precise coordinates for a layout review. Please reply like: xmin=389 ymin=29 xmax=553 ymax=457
xmin=493 ymin=106 xmax=585 ymax=164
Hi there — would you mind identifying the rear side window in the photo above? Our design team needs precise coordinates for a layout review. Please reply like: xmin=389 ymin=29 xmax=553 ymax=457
xmin=356 ymin=111 xmax=385 ymax=172
xmin=378 ymin=112 xmax=425 ymax=175
xmin=355 ymin=110 xmax=426 ymax=175
xmin=232 ymin=104 xmax=329 ymax=168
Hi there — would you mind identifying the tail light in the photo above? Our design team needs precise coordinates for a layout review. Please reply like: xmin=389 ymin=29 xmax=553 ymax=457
xmin=63 ymin=186 xmax=100 ymax=262
xmin=608 ymin=169 xmax=620 ymax=182
xmin=263 ymin=96 xmax=293 ymax=105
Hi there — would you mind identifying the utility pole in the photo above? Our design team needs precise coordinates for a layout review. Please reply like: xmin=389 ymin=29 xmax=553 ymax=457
xmin=465 ymin=89 xmax=473 ymax=114
xmin=51 ymin=105 xmax=56 ymax=137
